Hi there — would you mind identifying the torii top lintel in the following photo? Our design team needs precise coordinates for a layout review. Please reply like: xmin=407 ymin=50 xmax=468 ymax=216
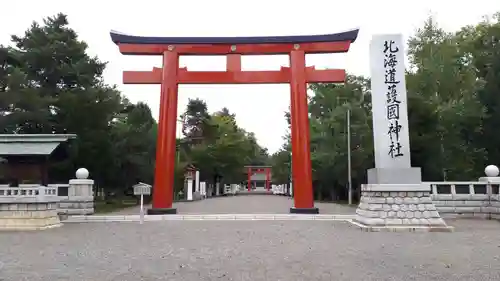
xmin=110 ymin=29 xmax=359 ymax=55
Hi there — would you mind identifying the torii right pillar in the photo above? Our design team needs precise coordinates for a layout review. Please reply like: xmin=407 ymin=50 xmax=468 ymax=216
xmin=353 ymin=34 xmax=452 ymax=232
xmin=289 ymin=50 xmax=316 ymax=213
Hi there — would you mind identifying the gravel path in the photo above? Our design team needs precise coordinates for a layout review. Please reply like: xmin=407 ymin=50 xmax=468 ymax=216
xmin=0 ymin=219 xmax=499 ymax=281
xmin=111 ymin=195 xmax=357 ymax=215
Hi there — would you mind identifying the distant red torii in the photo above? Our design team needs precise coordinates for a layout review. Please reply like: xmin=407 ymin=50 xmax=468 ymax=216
xmin=110 ymin=29 xmax=359 ymax=214
xmin=245 ymin=166 xmax=272 ymax=192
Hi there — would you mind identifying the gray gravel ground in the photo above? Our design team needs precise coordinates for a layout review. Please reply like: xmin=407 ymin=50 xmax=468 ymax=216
xmin=112 ymin=195 xmax=357 ymax=215
xmin=1 ymin=218 xmax=499 ymax=281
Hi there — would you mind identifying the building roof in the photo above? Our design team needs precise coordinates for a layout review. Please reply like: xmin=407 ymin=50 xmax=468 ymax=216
xmin=0 ymin=134 xmax=77 ymax=156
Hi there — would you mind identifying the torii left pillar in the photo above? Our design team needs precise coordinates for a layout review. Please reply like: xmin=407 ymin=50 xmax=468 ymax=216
xmin=149 ymin=51 xmax=178 ymax=214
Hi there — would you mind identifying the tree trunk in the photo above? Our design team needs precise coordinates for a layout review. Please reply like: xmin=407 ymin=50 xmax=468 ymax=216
xmin=317 ymin=188 xmax=323 ymax=201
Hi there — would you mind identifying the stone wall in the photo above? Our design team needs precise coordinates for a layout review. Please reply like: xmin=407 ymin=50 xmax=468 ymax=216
xmin=428 ymin=182 xmax=500 ymax=218
xmin=357 ymin=182 xmax=500 ymax=222
xmin=0 ymin=182 xmax=95 ymax=216
xmin=0 ymin=186 xmax=61 ymax=230
xmin=58 ymin=196 xmax=94 ymax=215
xmin=491 ymin=195 xmax=500 ymax=219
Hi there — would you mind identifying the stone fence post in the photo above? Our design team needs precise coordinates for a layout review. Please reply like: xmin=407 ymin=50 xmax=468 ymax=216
xmin=60 ymin=168 xmax=95 ymax=215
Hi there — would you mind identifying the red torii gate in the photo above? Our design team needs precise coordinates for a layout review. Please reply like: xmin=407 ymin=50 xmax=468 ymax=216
xmin=110 ymin=29 xmax=358 ymax=215
xmin=245 ymin=166 xmax=272 ymax=192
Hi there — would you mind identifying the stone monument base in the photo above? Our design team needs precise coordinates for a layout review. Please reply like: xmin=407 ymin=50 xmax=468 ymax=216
xmin=367 ymin=167 xmax=422 ymax=184
xmin=353 ymin=184 xmax=453 ymax=232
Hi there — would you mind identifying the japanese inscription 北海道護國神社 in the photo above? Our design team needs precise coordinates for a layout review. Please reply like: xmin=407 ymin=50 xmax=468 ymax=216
xmin=383 ymin=40 xmax=404 ymax=159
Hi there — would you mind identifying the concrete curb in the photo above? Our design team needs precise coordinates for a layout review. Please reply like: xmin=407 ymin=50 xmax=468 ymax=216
xmin=63 ymin=214 xmax=356 ymax=223
xmin=348 ymin=220 xmax=455 ymax=232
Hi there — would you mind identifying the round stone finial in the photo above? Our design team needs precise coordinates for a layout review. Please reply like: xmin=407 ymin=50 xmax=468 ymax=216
xmin=485 ymin=165 xmax=499 ymax=177
xmin=76 ymin=168 xmax=89 ymax=179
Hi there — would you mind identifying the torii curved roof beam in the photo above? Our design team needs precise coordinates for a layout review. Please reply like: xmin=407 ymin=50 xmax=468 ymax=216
xmin=110 ymin=29 xmax=359 ymax=45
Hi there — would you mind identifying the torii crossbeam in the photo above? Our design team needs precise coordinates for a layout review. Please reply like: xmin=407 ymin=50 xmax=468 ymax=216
xmin=110 ymin=29 xmax=359 ymax=214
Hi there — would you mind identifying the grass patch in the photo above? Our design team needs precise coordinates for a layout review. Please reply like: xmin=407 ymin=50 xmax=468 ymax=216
xmin=94 ymin=198 xmax=139 ymax=214
xmin=314 ymin=199 xmax=359 ymax=205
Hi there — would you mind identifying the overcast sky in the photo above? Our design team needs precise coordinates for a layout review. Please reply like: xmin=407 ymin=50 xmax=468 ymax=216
xmin=1 ymin=0 xmax=498 ymax=153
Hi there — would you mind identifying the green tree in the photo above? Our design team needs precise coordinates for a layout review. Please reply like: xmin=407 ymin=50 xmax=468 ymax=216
xmin=0 ymin=13 xmax=158 ymax=196
xmin=180 ymin=98 xmax=217 ymax=146
xmin=406 ymin=17 xmax=486 ymax=180
xmin=269 ymin=76 xmax=372 ymax=201
xmin=177 ymin=100 xmax=270 ymax=189
xmin=270 ymin=149 xmax=291 ymax=184
xmin=456 ymin=14 xmax=500 ymax=171
xmin=307 ymin=76 xmax=373 ymax=200
xmin=110 ymin=101 xmax=157 ymax=190
xmin=270 ymin=14 xmax=499 ymax=202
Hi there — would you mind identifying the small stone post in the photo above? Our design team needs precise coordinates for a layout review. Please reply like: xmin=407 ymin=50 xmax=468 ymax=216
xmin=207 ymin=184 xmax=213 ymax=197
xmin=184 ymin=166 xmax=196 ymax=201
xmin=200 ymin=182 xmax=206 ymax=198
xmin=186 ymin=179 xmax=193 ymax=201
xmin=195 ymin=170 xmax=200 ymax=193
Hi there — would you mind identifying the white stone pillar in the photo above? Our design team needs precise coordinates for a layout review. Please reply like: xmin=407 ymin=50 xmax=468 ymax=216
xmin=479 ymin=165 xmax=500 ymax=219
xmin=216 ymin=182 xmax=220 ymax=196
xmin=66 ymin=168 xmax=95 ymax=215
xmin=207 ymin=184 xmax=213 ymax=197
xmin=187 ymin=179 xmax=193 ymax=201
xmin=200 ymin=182 xmax=206 ymax=198
xmin=354 ymin=35 xmax=450 ymax=232
xmin=195 ymin=170 xmax=200 ymax=192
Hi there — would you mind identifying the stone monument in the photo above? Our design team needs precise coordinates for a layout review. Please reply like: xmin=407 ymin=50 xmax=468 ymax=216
xmin=353 ymin=34 xmax=452 ymax=232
